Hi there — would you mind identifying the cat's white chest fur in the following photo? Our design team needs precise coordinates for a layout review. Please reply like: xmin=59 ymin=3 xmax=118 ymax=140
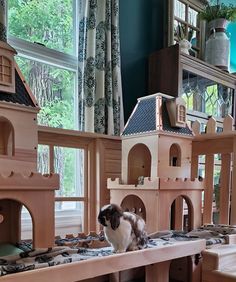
xmin=104 ymin=217 xmax=132 ymax=253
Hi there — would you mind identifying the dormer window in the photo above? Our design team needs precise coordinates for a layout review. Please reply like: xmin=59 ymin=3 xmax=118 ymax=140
xmin=0 ymin=41 xmax=16 ymax=94
xmin=0 ymin=55 xmax=12 ymax=85
xmin=166 ymin=97 xmax=187 ymax=128
xmin=177 ymin=104 xmax=186 ymax=124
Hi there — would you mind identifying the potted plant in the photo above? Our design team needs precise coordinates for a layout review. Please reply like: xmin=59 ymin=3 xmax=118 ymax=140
xmin=200 ymin=1 xmax=236 ymax=23
xmin=200 ymin=1 xmax=236 ymax=71
xmin=175 ymin=24 xmax=193 ymax=55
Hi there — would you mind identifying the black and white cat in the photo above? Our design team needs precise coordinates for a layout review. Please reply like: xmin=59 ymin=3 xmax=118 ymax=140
xmin=98 ymin=204 xmax=147 ymax=253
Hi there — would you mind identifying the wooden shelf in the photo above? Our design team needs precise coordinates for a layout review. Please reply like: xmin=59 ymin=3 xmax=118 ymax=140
xmin=148 ymin=45 xmax=236 ymax=97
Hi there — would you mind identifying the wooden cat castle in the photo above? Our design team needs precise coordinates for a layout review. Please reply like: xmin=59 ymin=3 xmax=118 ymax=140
xmin=108 ymin=93 xmax=205 ymax=233
xmin=0 ymin=30 xmax=59 ymax=248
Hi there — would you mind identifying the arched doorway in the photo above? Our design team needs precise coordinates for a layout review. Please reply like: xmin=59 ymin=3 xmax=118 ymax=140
xmin=170 ymin=195 xmax=193 ymax=232
xmin=128 ymin=144 xmax=151 ymax=185
xmin=121 ymin=195 xmax=146 ymax=221
xmin=0 ymin=199 xmax=33 ymax=246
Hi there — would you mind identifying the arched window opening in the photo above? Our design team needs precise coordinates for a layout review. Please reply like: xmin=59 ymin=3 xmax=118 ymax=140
xmin=0 ymin=117 xmax=14 ymax=156
xmin=169 ymin=143 xmax=181 ymax=167
xmin=128 ymin=144 xmax=151 ymax=185
xmin=121 ymin=195 xmax=146 ymax=221
xmin=170 ymin=196 xmax=193 ymax=232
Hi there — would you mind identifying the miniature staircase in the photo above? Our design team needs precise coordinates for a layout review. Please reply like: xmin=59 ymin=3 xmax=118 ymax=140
xmin=202 ymin=245 xmax=236 ymax=282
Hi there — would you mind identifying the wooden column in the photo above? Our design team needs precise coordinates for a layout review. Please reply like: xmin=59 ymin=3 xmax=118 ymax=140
xmin=191 ymin=155 xmax=199 ymax=179
xmin=173 ymin=197 xmax=184 ymax=230
xmin=203 ymin=154 xmax=214 ymax=224
xmin=145 ymin=260 xmax=171 ymax=282
xmin=219 ymin=153 xmax=231 ymax=224
xmin=189 ymin=255 xmax=202 ymax=282
xmin=109 ymin=272 xmax=120 ymax=282
xmin=191 ymin=120 xmax=200 ymax=180
xmin=203 ymin=118 xmax=216 ymax=224
xmin=88 ymin=140 xmax=96 ymax=232
xmin=230 ymin=137 xmax=236 ymax=224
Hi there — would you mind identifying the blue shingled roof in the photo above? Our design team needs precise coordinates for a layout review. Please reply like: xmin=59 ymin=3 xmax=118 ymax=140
xmin=122 ymin=94 xmax=193 ymax=136
xmin=122 ymin=96 xmax=157 ymax=135
xmin=0 ymin=70 xmax=37 ymax=107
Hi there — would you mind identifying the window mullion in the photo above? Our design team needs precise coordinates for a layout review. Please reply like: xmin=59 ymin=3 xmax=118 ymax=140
xmin=8 ymin=35 xmax=78 ymax=71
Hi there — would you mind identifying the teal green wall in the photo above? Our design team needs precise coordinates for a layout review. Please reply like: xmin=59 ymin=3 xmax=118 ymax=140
xmin=228 ymin=22 xmax=236 ymax=72
xmin=120 ymin=0 xmax=165 ymax=121
xmin=120 ymin=0 xmax=236 ymax=121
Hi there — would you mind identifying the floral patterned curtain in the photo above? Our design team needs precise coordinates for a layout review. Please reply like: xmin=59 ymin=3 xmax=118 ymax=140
xmin=78 ymin=0 xmax=124 ymax=135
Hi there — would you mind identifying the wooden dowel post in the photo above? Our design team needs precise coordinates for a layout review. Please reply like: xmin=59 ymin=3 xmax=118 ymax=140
xmin=191 ymin=155 xmax=199 ymax=179
xmin=230 ymin=137 xmax=236 ymax=224
xmin=145 ymin=260 xmax=171 ymax=282
xmin=109 ymin=272 xmax=120 ymax=282
xmin=203 ymin=154 xmax=214 ymax=224
xmin=219 ymin=153 xmax=231 ymax=224
xmin=173 ymin=197 xmax=184 ymax=230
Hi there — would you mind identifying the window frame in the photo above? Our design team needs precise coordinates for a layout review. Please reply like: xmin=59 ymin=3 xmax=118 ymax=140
xmin=38 ymin=129 xmax=90 ymax=235
xmin=177 ymin=104 xmax=186 ymax=123
xmin=167 ymin=0 xmax=206 ymax=58
xmin=7 ymin=1 xmax=79 ymax=126
xmin=7 ymin=0 xmax=86 ymax=237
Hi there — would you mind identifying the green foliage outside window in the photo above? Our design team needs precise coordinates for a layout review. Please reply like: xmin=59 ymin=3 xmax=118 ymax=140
xmin=15 ymin=56 xmax=75 ymax=129
xmin=8 ymin=1 xmax=83 ymax=201
xmin=8 ymin=0 xmax=74 ymax=54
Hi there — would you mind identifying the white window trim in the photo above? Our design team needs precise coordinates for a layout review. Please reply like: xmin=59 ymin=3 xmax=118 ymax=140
xmin=7 ymin=0 xmax=78 ymax=72
xmin=8 ymin=35 xmax=78 ymax=72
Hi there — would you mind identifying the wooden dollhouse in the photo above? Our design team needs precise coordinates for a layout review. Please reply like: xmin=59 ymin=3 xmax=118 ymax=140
xmin=0 ymin=2 xmax=236 ymax=280
xmin=108 ymin=93 xmax=204 ymax=233
xmin=0 ymin=37 xmax=59 ymax=249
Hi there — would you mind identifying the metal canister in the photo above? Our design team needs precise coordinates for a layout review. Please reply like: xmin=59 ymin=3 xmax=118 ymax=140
xmin=205 ymin=18 xmax=230 ymax=72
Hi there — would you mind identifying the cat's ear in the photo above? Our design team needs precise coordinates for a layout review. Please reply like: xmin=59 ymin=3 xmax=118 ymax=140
xmin=110 ymin=210 xmax=120 ymax=230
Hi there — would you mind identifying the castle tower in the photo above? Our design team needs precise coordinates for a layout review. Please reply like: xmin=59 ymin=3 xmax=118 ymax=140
xmin=108 ymin=93 xmax=204 ymax=233
xmin=0 ymin=1 xmax=59 ymax=249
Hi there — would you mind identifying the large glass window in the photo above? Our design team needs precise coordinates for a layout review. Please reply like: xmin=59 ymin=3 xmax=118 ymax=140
xmin=8 ymin=0 xmax=85 ymax=239
xmin=8 ymin=0 xmax=75 ymax=55
xmin=54 ymin=146 xmax=84 ymax=198
xmin=8 ymin=0 xmax=78 ymax=130
xmin=182 ymin=69 xmax=234 ymax=131
xmin=37 ymin=145 xmax=86 ymax=237
xmin=16 ymin=57 xmax=76 ymax=129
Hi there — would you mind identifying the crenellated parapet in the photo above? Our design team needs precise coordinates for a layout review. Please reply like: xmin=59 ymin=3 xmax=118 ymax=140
xmin=0 ymin=172 xmax=59 ymax=190
xmin=160 ymin=177 xmax=204 ymax=190
xmin=108 ymin=177 xmax=204 ymax=191
xmin=107 ymin=177 xmax=159 ymax=190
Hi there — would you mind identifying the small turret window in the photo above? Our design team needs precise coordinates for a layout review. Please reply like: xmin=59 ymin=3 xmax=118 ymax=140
xmin=177 ymin=104 xmax=186 ymax=124
xmin=0 ymin=56 xmax=12 ymax=85
xmin=0 ymin=117 xmax=14 ymax=156
xmin=169 ymin=143 xmax=181 ymax=167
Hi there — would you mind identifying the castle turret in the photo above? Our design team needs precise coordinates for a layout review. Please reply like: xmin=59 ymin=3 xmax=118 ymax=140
xmin=108 ymin=93 xmax=204 ymax=233
xmin=0 ymin=3 xmax=59 ymax=249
